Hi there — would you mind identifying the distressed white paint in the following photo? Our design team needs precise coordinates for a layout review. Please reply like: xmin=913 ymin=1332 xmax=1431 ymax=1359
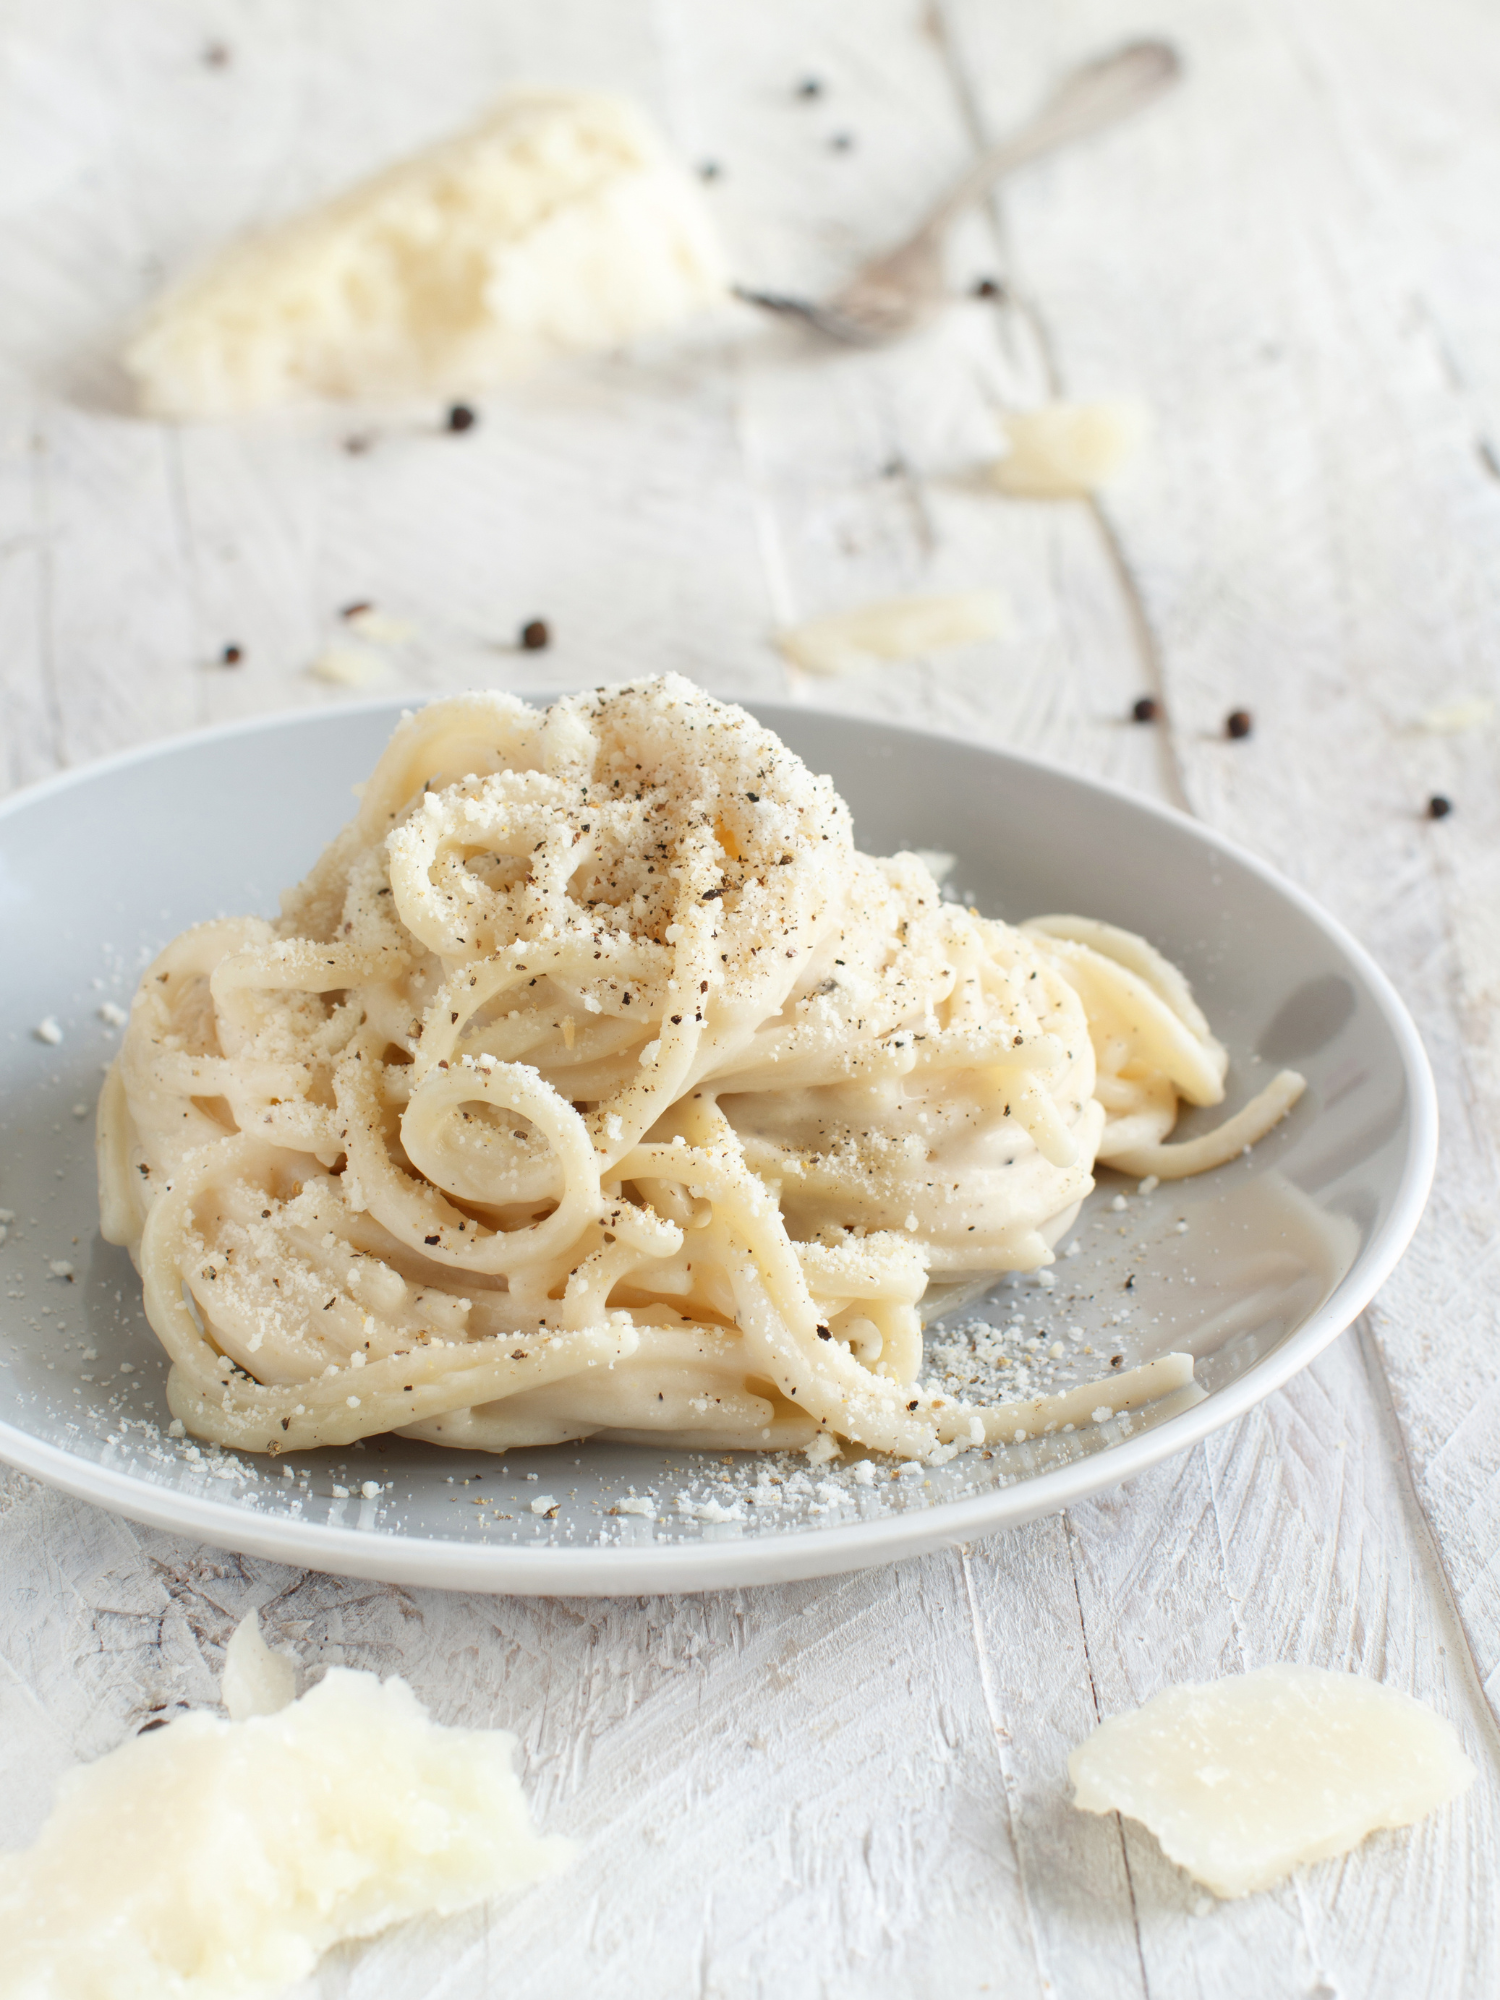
xmin=1 ymin=1 xmax=1497 ymax=1993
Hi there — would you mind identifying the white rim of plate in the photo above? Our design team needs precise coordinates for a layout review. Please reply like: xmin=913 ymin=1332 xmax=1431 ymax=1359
xmin=0 ymin=695 xmax=1439 ymax=1594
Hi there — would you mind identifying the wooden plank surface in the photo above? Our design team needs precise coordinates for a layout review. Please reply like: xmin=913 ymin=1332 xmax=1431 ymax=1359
xmin=1 ymin=1 xmax=1497 ymax=1993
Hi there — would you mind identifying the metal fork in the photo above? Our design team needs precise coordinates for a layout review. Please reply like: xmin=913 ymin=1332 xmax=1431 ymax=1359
xmin=737 ymin=40 xmax=1181 ymax=347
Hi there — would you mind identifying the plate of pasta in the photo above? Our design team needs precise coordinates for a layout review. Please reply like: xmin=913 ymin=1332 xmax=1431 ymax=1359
xmin=0 ymin=679 xmax=1435 ymax=1590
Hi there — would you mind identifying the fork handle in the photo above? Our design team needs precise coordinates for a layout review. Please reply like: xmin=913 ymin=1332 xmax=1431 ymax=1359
xmin=925 ymin=40 xmax=1181 ymax=237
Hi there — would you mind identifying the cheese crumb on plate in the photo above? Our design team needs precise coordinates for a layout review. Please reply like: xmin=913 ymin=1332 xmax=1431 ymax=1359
xmin=1068 ymin=1663 xmax=1473 ymax=1899
xmin=126 ymin=89 xmax=728 ymax=419
xmin=0 ymin=1612 xmax=572 ymax=1996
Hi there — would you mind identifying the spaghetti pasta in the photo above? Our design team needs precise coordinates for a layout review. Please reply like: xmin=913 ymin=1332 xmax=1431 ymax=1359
xmin=97 ymin=678 xmax=1303 ymax=1461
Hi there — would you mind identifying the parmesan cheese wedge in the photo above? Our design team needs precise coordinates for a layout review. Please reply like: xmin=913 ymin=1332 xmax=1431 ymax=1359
xmin=992 ymin=400 xmax=1148 ymax=498
xmin=126 ymin=90 xmax=728 ymax=418
xmin=1069 ymin=1665 xmax=1473 ymax=1899
xmin=776 ymin=590 xmax=1010 ymax=678
xmin=0 ymin=1628 xmax=572 ymax=1997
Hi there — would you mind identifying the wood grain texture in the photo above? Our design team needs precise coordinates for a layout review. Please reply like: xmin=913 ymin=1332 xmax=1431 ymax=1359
xmin=1 ymin=0 xmax=1496 ymax=1994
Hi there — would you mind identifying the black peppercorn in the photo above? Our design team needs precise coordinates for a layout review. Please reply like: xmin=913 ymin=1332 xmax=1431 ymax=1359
xmin=1132 ymin=696 xmax=1159 ymax=723
xmin=1427 ymin=794 xmax=1453 ymax=819
xmin=221 ymin=643 xmax=242 ymax=666
xmin=1226 ymin=709 xmax=1253 ymax=739
xmin=520 ymin=619 xmax=550 ymax=651
xmin=446 ymin=404 xmax=477 ymax=433
xmin=973 ymin=278 xmax=1003 ymax=300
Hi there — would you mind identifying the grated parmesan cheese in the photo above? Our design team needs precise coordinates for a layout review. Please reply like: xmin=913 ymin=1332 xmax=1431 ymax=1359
xmin=125 ymin=90 xmax=728 ymax=419
xmin=1069 ymin=1664 xmax=1474 ymax=1899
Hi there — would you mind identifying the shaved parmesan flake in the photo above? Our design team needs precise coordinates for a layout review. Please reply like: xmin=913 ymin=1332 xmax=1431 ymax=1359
xmin=1069 ymin=1665 xmax=1473 ymax=1899
xmin=126 ymin=90 xmax=728 ymax=419
xmin=220 ymin=1609 xmax=297 ymax=1721
xmin=0 ymin=1619 xmax=572 ymax=1997
xmin=309 ymin=645 xmax=388 ymax=689
xmin=777 ymin=590 xmax=1010 ymax=678
xmin=1418 ymin=696 xmax=1494 ymax=734
xmin=992 ymin=400 xmax=1148 ymax=498
xmin=345 ymin=607 xmax=416 ymax=647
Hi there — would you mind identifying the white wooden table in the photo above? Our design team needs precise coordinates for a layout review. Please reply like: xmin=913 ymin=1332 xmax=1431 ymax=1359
xmin=3 ymin=2 xmax=1499 ymax=1992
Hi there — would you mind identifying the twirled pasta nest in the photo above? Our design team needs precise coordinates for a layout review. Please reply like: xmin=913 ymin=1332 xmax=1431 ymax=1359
xmin=98 ymin=677 xmax=1302 ymax=1461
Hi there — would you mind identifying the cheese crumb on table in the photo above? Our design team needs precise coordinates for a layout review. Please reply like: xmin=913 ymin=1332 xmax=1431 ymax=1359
xmin=125 ymin=89 xmax=727 ymax=419
xmin=991 ymin=400 xmax=1148 ymax=499
xmin=1068 ymin=1664 xmax=1474 ymax=1899
xmin=0 ymin=1613 xmax=572 ymax=1997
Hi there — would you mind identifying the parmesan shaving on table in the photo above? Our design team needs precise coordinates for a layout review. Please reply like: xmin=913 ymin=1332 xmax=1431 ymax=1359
xmin=307 ymin=644 xmax=389 ymax=689
xmin=1417 ymin=696 xmax=1494 ymax=734
xmin=775 ymin=589 xmax=1010 ymax=677
xmin=125 ymin=89 xmax=728 ymax=419
xmin=1069 ymin=1664 xmax=1474 ymax=1899
xmin=992 ymin=400 xmax=1148 ymax=498
xmin=219 ymin=1609 xmax=297 ymax=1720
xmin=0 ymin=1613 xmax=572 ymax=1998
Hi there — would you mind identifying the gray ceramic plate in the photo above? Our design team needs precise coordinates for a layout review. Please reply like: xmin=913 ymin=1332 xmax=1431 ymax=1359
xmin=0 ymin=698 xmax=1436 ymax=1592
